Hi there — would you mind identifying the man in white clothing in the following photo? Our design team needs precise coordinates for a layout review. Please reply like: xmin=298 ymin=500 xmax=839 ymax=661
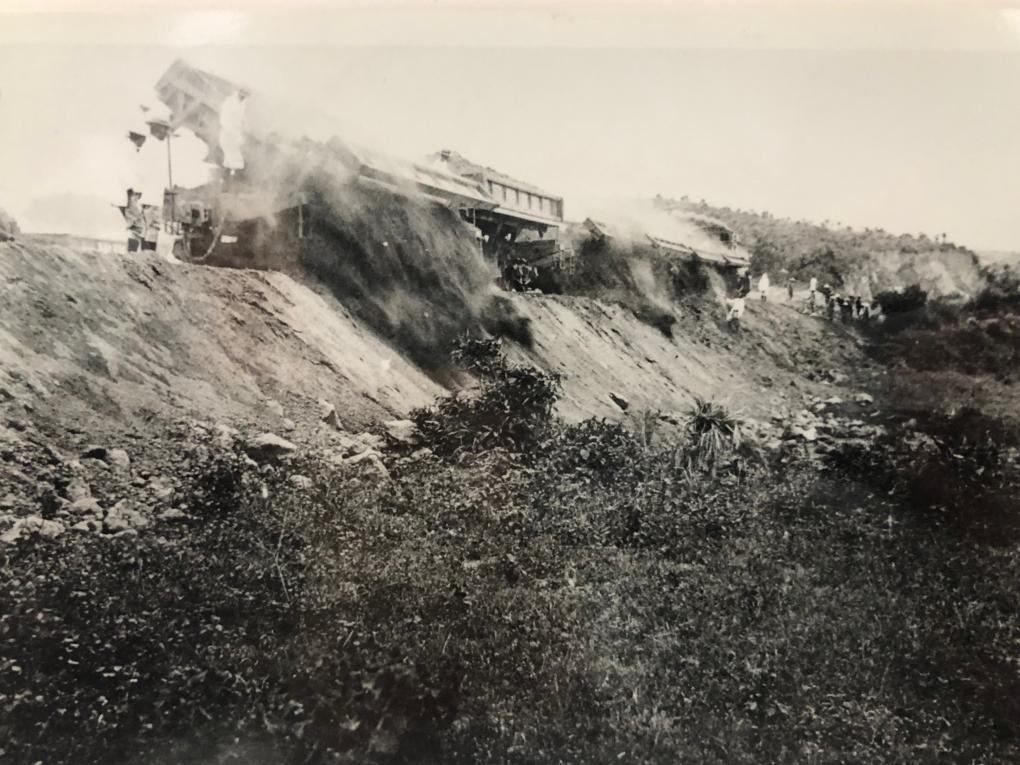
xmin=219 ymin=88 xmax=248 ymax=181
xmin=726 ymin=296 xmax=746 ymax=330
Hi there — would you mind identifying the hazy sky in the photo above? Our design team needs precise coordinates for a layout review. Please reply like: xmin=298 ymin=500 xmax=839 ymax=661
xmin=1 ymin=4 xmax=1019 ymax=250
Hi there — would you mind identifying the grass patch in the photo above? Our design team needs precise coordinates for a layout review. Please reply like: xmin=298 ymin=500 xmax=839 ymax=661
xmin=4 ymin=348 xmax=1020 ymax=763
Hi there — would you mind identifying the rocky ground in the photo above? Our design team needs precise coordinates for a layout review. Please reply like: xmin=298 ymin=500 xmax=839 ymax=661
xmin=0 ymin=390 xmax=424 ymax=548
xmin=0 ymin=373 xmax=912 ymax=551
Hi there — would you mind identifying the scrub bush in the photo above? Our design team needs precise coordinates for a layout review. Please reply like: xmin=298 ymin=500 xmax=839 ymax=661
xmin=411 ymin=337 xmax=560 ymax=458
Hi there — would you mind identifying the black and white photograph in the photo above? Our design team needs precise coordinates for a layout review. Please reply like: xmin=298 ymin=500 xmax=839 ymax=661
xmin=2 ymin=1 xmax=1020 ymax=762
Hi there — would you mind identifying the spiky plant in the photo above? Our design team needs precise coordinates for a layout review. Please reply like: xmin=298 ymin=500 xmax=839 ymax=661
xmin=678 ymin=396 xmax=741 ymax=476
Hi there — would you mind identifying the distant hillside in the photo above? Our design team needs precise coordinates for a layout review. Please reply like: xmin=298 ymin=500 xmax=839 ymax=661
xmin=654 ymin=195 xmax=983 ymax=298
xmin=977 ymin=250 xmax=1020 ymax=266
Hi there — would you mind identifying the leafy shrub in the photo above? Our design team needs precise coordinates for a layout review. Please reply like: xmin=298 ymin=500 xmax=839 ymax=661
xmin=447 ymin=334 xmax=502 ymax=376
xmin=875 ymin=283 xmax=928 ymax=314
xmin=411 ymin=336 xmax=561 ymax=459
xmin=824 ymin=438 xmax=900 ymax=490
xmin=971 ymin=264 xmax=1020 ymax=313
xmin=539 ymin=418 xmax=644 ymax=484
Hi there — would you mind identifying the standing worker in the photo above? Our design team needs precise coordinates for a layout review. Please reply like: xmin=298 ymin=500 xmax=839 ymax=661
xmin=122 ymin=188 xmax=145 ymax=252
xmin=758 ymin=272 xmax=770 ymax=302
xmin=787 ymin=277 xmax=795 ymax=301
xmin=840 ymin=296 xmax=853 ymax=324
xmin=726 ymin=295 xmax=746 ymax=330
xmin=219 ymin=88 xmax=248 ymax=185
xmin=738 ymin=268 xmax=753 ymax=297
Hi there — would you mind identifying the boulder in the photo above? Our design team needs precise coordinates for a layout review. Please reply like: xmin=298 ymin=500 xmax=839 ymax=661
xmin=108 ymin=448 xmax=131 ymax=469
xmin=384 ymin=419 xmax=418 ymax=445
xmin=359 ymin=432 xmax=386 ymax=449
xmin=288 ymin=474 xmax=313 ymax=490
xmin=245 ymin=433 xmax=297 ymax=463
xmin=149 ymin=477 xmax=175 ymax=502
xmin=266 ymin=399 xmax=285 ymax=417
xmin=64 ymin=476 xmax=92 ymax=502
xmin=104 ymin=500 xmax=149 ymax=533
xmin=854 ymin=392 xmax=875 ymax=405
xmin=345 ymin=449 xmax=390 ymax=480
xmin=213 ymin=423 xmax=239 ymax=450
xmin=789 ymin=425 xmax=819 ymax=442
xmin=335 ymin=431 xmax=385 ymax=458
xmin=1 ymin=515 xmax=64 ymax=543
xmin=319 ymin=401 xmax=344 ymax=431
xmin=281 ymin=418 xmax=296 ymax=433
xmin=69 ymin=497 xmax=104 ymax=517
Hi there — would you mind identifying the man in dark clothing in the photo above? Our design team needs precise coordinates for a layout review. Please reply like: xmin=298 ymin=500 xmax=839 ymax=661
xmin=738 ymin=269 xmax=753 ymax=297
xmin=840 ymin=297 xmax=853 ymax=324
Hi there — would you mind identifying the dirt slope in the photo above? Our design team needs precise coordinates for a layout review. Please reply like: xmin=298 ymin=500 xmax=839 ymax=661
xmin=1 ymin=237 xmax=868 ymax=453
xmin=0 ymin=240 xmax=441 ymax=442
xmin=512 ymin=291 xmax=867 ymax=421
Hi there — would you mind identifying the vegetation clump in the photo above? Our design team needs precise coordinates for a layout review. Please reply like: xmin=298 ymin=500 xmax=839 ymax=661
xmin=4 ymin=339 xmax=1020 ymax=764
xmin=678 ymin=395 xmax=742 ymax=474
xmin=875 ymin=283 xmax=928 ymax=314
xmin=410 ymin=336 xmax=561 ymax=458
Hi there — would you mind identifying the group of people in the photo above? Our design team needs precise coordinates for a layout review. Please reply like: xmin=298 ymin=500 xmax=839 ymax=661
xmin=120 ymin=188 xmax=161 ymax=252
xmin=725 ymin=270 xmax=876 ymax=330
xmin=119 ymin=87 xmax=249 ymax=254
xmin=812 ymin=280 xmax=874 ymax=323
